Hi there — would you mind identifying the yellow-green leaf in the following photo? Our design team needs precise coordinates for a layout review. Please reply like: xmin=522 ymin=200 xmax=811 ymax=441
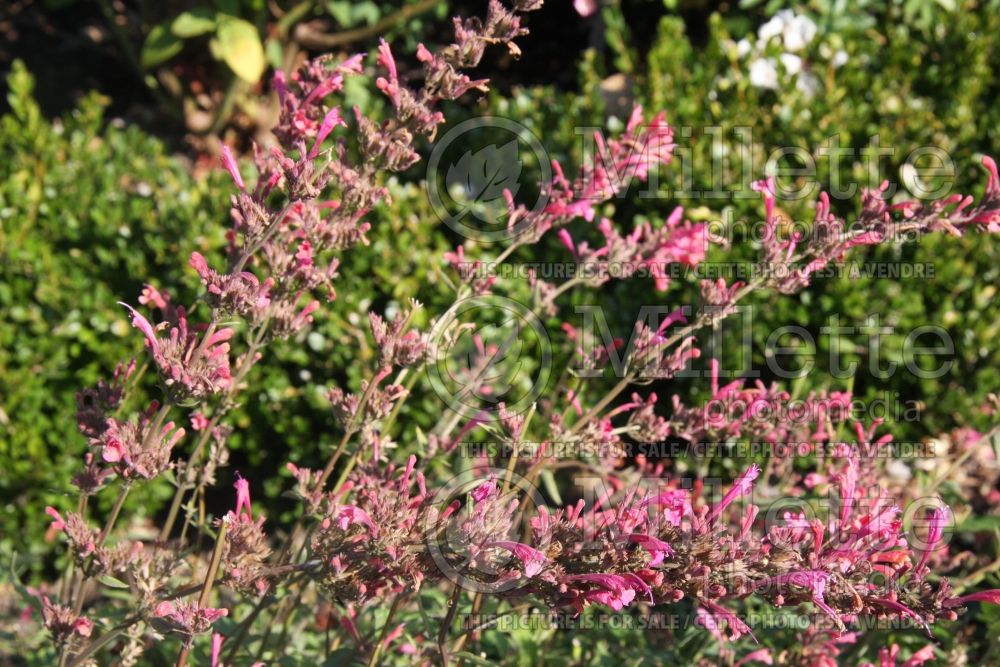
xmin=141 ymin=24 xmax=184 ymax=68
xmin=171 ymin=8 xmax=217 ymax=38
xmin=215 ymin=18 xmax=265 ymax=83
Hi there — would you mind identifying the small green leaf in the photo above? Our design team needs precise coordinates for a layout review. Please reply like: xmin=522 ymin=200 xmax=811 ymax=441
xmin=215 ymin=17 xmax=266 ymax=83
xmin=539 ymin=468 xmax=561 ymax=505
xmin=171 ymin=8 xmax=217 ymax=38
xmin=265 ymin=37 xmax=284 ymax=70
xmin=955 ymin=515 xmax=1000 ymax=533
xmin=141 ymin=24 xmax=184 ymax=68
xmin=452 ymin=651 xmax=497 ymax=666
xmin=98 ymin=574 xmax=130 ymax=589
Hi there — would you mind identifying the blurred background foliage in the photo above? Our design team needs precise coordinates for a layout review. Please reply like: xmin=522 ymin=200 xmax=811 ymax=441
xmin=1 ymin=0 xmax=999 ymax=661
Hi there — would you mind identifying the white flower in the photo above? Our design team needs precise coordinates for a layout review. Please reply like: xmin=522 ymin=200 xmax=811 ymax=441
xmin=782 ymin=14 xmax=817 ymax=52
xmin=749 ymin=58 xmax=779 ymax=90
xmin=832 ymin=50 xmax=849 ymax=68
xmin=758 ymin=10 xmax=793 ymax=43
xmin=796 ymin=71 xmax=820 ymax=98
xmin=886 ymin=459 xmax=912 ymax=483
xmin=779 ymin=53 xmax=803 ymax=75
xmin=736 ymin=38 xmax=753 ymax=58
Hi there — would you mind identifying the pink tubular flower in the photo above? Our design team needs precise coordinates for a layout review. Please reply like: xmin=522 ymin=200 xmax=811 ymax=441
xmin=735 ymin=649 xmax=774 ymax=667
xmin=624 ymin=533 xmax=674 ymax=566
xmin=914 ymin=505 xmax=948 ymax=573
xmin=697 ymin=599 xmax=757 ymax=643
xmin=121 ymin=302 xmax=159 ymax=354
xmin=757 ymin=571 xmax=842 ymax=628
xmin=376 ymin=38 xmax=397 ymax=82
xmin=565 ymin=573 xmax=640 ymax=611
xmin=333 ymin=505 xmax=377 ymax=534
xmin=190 ymin=412 xmax=210 ymax=432
xmin=211 ymin=632 xmax=225 ymax=667
xmin=488 ymin=541 xmax=547 ymax=577
xmin=220 ymin=145 xmax=245 ymax=191
xmin=708 ymin=464 xmax=761 ymax=523
xmin=234 ymin=473 xmax=253 ymax=521
xmin=471 ymin=478 xmax=497 ymax=504
xmin=752 ymin=177 xmax=777 ymax=236
xmin=138 ymin=284 xmax=171 ymax=311
xmin=838 ymin=453 xmax=858 ymax=527
xmin=45 ymin=507 xmax=66 ymax=532
xmin=943 ymin=589 xmax=1000 ymax=608
xmin=309 ymin=107 xmax=346 ymax=159
xmin=375 ymin=38 xmax=402 ymax=106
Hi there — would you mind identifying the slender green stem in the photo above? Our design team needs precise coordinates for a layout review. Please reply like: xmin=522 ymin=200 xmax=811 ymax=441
xmin=175 ymin=521 xmax=228 ymax=667
xmin=437 ymin=584 xmax=463 ymax=667
xmin=367 ymin=592 xmax=405 ymax=667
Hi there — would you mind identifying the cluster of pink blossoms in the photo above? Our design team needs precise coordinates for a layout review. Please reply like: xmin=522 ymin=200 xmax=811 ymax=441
xmin=30 ymin=1 xmax=1000 ymax=665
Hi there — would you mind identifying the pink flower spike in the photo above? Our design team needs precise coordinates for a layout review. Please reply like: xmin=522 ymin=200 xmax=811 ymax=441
xmin=838 ymin=453 xmax=858 ymax=527
xmin=220 ymin=145 xmax=245 ymax=191
xmin=874 ymin=598 xmax=931 ymax=635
